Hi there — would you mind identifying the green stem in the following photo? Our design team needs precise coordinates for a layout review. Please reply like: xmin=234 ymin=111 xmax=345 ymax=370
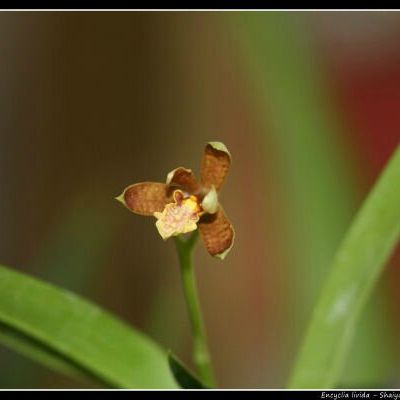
xmin=174 ymin=231 xmax=216 ymax=388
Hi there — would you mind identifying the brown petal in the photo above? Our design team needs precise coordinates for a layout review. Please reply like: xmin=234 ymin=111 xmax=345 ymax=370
xmin=116 ymin=182 xmax=172 ymax=216
xmin=166 ymin=167 xmax=201 ymax=194
xmin=199 ymin=206 xmax=235 ymax=260
xmin=200 ymin=142 xmax=231 ymax=192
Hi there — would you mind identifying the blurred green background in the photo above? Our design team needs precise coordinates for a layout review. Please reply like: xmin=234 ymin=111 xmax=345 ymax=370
xmin=0 ymin=11 xmax=399 ymax=388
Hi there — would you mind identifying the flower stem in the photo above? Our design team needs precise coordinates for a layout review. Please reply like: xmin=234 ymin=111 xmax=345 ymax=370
xmin=174 ymin=231 xmax=216 ymax=388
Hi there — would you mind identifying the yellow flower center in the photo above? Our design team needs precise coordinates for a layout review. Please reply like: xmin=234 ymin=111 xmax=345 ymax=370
xmin=154 ymin=190 xmax=202 ymax=240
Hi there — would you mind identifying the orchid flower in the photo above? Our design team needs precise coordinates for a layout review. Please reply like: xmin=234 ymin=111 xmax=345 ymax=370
xmin=116 ymin=142 xmax=235 ymax=260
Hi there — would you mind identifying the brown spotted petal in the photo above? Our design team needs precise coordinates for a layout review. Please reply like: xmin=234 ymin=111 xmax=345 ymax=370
xmin=166 ymin=167 xmax=201 ymax=194
xmin=199 ymin=207 xmax=234 ymax=260
xmin=116 ymin=182 xmax=172 ymax=216
xmin=200 ymin=142 xmax=231 ymax=192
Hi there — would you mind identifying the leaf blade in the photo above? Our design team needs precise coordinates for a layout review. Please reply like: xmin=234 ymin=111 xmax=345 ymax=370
xmin=0 ymin=264 xmax=177 ymax=389
xmin=288 ymin=145 xmax=400 ymax=388
xmin=0 ymin=321 xmax=106 ymax=387
xmin=167 ymin=351 xmax=208 ymax=389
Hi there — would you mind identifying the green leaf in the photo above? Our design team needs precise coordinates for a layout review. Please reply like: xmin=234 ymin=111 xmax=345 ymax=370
xmin=0 ymin=321 xmax=102 ymax=386
xmin=167 ymin=351 xmax=208 ymax=389
xmin=0 ymin=264 xmax=177 ymax=389
xmin=1 ymin=196 xmax=121 ymax=387
xmin=288 ymin=144 xmax=400 ymax=388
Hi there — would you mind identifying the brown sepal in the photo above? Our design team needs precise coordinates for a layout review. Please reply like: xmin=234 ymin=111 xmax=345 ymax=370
xmin=167 ymin=167 xmax=201 ymax=194
xmin=116 ymin=182 xmax=172 ymax=216
xmin=200 ymin=142 xmax=231 ymax=192
xmin=199 ymin=206 xmax=234 ymax=259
